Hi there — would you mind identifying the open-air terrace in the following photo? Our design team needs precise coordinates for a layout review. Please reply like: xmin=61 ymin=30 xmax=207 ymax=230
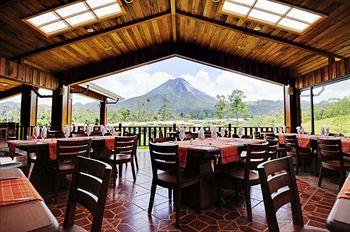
xmin=0 ymin=0 xmax=349 ymax=232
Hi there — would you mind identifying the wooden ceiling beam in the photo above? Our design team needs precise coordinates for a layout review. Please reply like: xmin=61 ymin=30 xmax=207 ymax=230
xmin=177 ymin=11 xmax=343 ymax=60
xmin=19 ymin=12 xmax=171 ymax=60
xmin=70 ymin=85 xmax=104 ymax=102
xmin=0 ymin=0 xmax=24 ymax=9
xmin=171 ymin=0 xmax=177 ymax=42
xmin=0 ymin=85 xmax=23 ymax=100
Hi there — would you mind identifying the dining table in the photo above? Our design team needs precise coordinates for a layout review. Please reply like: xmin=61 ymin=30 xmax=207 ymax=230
xmin=162 ymin=137 xmax=264 ymax=209
xmin=326 ymin=174 xmax=350 ymax=232
xmin=7 ymin=135 xmax=118 ymax=194
xmin=0 ymin=168 xmax=59 ymax=232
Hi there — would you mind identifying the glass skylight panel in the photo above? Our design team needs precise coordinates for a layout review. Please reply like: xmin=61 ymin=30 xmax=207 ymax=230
xmin=66 ymin=12 xmax=96 ymax=26
xmin=232 ymin=0 xmax=256 ymax=6
xmin=40 ymin=21 xmax=68 ymax=34
xmin=287 ymin=8 xmax=321 ymax=24
xmin=255 ymin=0 xmax=290 ymax=15
xmin=223 ymin=2 xmax=250 ymax=16
xmin=249 ymin=9 xmax=281 ymax=24
xmin=24 ymin=0 xmax=124 ymax=36
xmin=86 ymin=0 xmax=116 ymax=9
xmin=221 ymin=0 xmax=323 ymax=33
xmin=27 ymin=12 xmax=58 ymax=27
xmin=278 ymin=18 xmax=309 ymax=32
xmin=93 ymin=4 xmax=122 ymax=18
xmin=55 ymin=2 xmax=88 ymax=18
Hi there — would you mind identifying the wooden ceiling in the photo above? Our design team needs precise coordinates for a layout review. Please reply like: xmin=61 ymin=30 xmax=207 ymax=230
xmin=0 ymin=78 xmax=21 ymax=92
xmin=0 ymin=0 xmax=349 ymax=78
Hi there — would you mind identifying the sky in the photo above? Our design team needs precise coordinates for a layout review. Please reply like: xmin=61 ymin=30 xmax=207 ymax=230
xmin=1 ymin=57 xmax=349 ymax=105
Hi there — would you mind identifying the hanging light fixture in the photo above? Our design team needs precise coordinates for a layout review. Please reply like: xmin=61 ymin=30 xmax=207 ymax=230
xmin=124 ymin=0 xmax=133 ymax=3
xmin=212 ymin=0 xmax=220 ymax=2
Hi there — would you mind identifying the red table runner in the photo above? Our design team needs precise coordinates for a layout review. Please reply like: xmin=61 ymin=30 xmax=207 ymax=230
xmin=104 ymin=137 xmax=115 ymax=151
xmin=337 ymin=177 xmax=350 ymax=200
xmin=0 ymin=177 xmax=42 ymax=206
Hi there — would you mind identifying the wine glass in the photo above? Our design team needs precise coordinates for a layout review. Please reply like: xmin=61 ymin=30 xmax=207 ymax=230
xmin=325 ymin=127 xmax=330 ymax=136
xmin=220 ymin=128 xmax=225 ymax=138
xmin=41 ymin=126 xmax=47 ymax=142
xmin=33 ymin=126 xmax=40 ymax=141
xmin=86 ymin=125 xmax=92 ymax=137
xmin=282 ymin=126 xmax=286 ymax=134
xmin=179 ymin=129 xmax=185 ymax=142
xmin=63 ymin=125 xmax=70 ymax=138
xmin=320 ymin=127 xmax=325 ymax=136
xmin=238 ymin=127 xmax=243 ymax=141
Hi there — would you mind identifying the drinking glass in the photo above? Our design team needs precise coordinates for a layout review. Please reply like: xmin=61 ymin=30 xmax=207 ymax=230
xmin=238 ymin=127 xmax=243 ymax=141
xmin=41 ymin=126 xmax=47 ymax=142
xmin=282 ymin=126 xmax=286 ymax=134
xmin=220 ymin=128 xmax=225 ymax=138
xmin=179 ymin=130 xmax=185 ymax=142
xmin=33 ymin=126 xmax=40 ymax=141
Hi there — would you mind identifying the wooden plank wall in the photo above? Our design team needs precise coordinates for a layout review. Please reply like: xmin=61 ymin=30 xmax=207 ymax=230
xmin=0 ymin=57 xmax=59 ymax=90
xmin=295 ymin=58 xmax=350 ymax=89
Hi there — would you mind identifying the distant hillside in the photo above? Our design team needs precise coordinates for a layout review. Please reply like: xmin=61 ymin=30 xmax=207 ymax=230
xmin=111 ymin=78 xmax=217 ymax=113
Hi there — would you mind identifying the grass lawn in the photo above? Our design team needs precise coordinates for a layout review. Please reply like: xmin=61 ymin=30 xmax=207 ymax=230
xmin=303 ymin=115 xmax=350 ymax=136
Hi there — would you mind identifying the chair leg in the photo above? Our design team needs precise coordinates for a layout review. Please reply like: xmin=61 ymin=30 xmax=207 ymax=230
xmin=131 ymin=161 xmax=136 ymax=182
xmin=245 ymin=184 xmax=252 ymax=222
xmin=148 ymin=180 xmax=157 ymax=214
xmin=295 ymin=157 xmax=299 ymax=175
xmin=54 ymin=173 xmax=59 ymax=204
xmin=134 ymin=153 xmax=139 ymax=170
xmin=175 ymin=188 xmax=181 ymax=228
xmin=318 ymin=166 xmax=324 ymax=187
xmin=168 ymin=189 xmax=172 ymax=202
xmin=314 ymin=156 xmax=318 ymax=176
xmin=118 ymin=164 xmax=123 ymax=178
xmin=112 ymin=165 xmax=117 ymax=188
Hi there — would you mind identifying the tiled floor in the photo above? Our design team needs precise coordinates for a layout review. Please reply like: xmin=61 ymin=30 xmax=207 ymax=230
xmin=44 ymin=150 xmax=337 ymax=232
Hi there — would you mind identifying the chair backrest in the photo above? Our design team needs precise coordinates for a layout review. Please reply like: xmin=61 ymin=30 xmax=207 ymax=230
xmin=56 ymin=139 xmax=91 ymax=167
xmin=257 ymin=157 xmax=303 ymax=232
xmin=317 ymin=138 xmax=343 ymax=164
xmin=63 ymin=156 xmax=111 ymax=232
xmin=284 ymin=135 xmax=297 ymax=150
xmin=253 ymin=131 xmax=261 ymax=139
xmin=242 ymin=135 xmax=253 ymax=139
xmin=151 ymin=137 xmax=175 ymax=143
xmin=115 ymin=135 xmax=138 ymax=157
xmin=245 ymin=142 xmax=269 ymax=173
xmin=149 ymin=142 xmax=179 ymax=178
xmin=71 ymin=133 xmax=87 ymax=138
xmin=266 ymin=138 xmax=278 ymax=159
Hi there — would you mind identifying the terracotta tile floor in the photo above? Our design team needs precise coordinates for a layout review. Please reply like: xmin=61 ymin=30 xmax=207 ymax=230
xmin=44 ymin=150 xmax=336 ymax=232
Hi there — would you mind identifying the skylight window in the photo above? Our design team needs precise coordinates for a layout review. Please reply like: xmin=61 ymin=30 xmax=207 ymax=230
xmin=221 ymin=0 xmax=324 ymax=33
xmin=24 ymin=0 xmax=124 ymax=36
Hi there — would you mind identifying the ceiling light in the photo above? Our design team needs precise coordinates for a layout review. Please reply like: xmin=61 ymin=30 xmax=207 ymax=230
xmin=223 ymin=2 xmax=250 ymax=16
xmin=287 ymin=8 xmax=322 ymax=24
xmin=93 ymin=4 xmax=122 ymax=18
xmin=104 ymin=45 xmax=113 ymax=50
xmin=1 ymin=83 xmax=8 ymax=86
xmin=56 ymin=2 xmax=88 ymax=18
xmin=86 ymin=28 xmax=94 ymax=33
xmin=40 ymin=21 xmax=68 ymax=34
xmin=237 ymin=45 xmax=245 ymax=49
xmin=278 ymin=18 xmax=309 ymax=32
xmin=86 ymin=0 xmax=116 ymax=8
xmin=249 ymin=9 xmax=281 ymax=24
xmin=253 ymin=26 xmax=261 ymax=31
xmin=255 ymin=0 xmax=290 ymax=15
xmin=27 ymin=12 xmax=59 ymax=27
xmin=66 ymin=12 xmax=95 ymax=26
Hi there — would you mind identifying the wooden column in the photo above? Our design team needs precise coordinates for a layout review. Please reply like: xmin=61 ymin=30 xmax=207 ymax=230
xmin=20 ymin=85 xmax=38 ymax=138
xmin=51 ymin=85 xmax=72 ymax=130
xmin=100 ymin=99 xmax=107 ymax=125
xmin=284 ymin=84 xmax=300 ymax=133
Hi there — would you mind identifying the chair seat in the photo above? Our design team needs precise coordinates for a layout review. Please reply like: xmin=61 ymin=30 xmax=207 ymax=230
xmin=60 ymin=224 xmax=87 ymax=232
xmin=107 ymin=154 xmax=131 ymax=163
xmin=280 ymin=223 xmax=327 ymax=232
xmin=322 ymin=160 xmax=350 ymax=169
xmin=156 ymin=170 xmax=200 ymax=188
xmin=222 ymin=166 xmax=260 ymax=183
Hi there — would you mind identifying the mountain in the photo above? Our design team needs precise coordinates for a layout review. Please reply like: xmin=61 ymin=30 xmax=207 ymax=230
xmin=112 ymin=78 xmax=217 ymax=113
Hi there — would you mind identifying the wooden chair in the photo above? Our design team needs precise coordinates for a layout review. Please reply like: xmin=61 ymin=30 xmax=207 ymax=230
xmin=220 ymin=142 xmax=269 ymax=221
xmin=253 ymin=131 xmax=261 ymax=139
xmin=119 ymin=132 xmax=139 ymax=170
xmin=101 ymin=135 xmax=138 ymax=187
xmin=48 ymin=139 xmax=92 ymax=203
xmin=258 ymin=157 xmax=326 ymax=232
xmin=317 ymin=138 xmax=350 ymax=190
xmin=285 ymin=135 xmax=315 ymax=175
xmin=148 ymin=142 xmax=200 ymax=227
xmin=266 ymin=138 xmax=278 ymax=160
xmin=71 ymin=133 xmax=87 ymax=138
xmin=62 ymin=156 xmax=111 ymax=232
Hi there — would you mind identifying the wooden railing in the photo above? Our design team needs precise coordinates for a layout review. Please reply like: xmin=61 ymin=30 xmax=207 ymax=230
xmin=12 ymin=123 xmax=286 ymax=146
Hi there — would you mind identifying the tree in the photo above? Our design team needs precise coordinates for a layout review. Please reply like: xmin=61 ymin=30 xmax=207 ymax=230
xmin=215 ymin=95 xmax=227 ymax=119
xmin=228 ymin=89 xmax=248 ymax=126
xmin=157 ymin=98 xmax=172 ymax=121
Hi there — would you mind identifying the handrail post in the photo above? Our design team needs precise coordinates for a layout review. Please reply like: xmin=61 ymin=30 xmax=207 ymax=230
xmin=228 ymin=124 xmax=232 ymax=137
xmin=173 ymin=123 xmax=176 ymax=132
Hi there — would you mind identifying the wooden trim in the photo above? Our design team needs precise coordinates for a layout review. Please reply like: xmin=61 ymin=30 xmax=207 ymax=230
xmin=0 ymin=57 xmax=59 ymax=90
xmin=295 ymin=58 xmax=350 ymax=89
xmin=57 ymin=42 xmax=290 ymax=86
xmin=177 ymin=11 xmax=342 ymax=60
xmin=171 ymin=0 xmax=177 ymax=42
xmin=19 ymin=12 xmax=171 ymax=59
xmin=0 ymin=85 xmax=23 ymax=100
xmin=70 ymin=85 xmax=105 ymax=102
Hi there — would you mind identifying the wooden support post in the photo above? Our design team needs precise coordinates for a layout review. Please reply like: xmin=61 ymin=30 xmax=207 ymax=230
xmin=51 ymin=85 xmax=72 ymax=130
xmin=284 ymin=84 xmax=300 ymax=133
xmin=20 ymin=85 xmax=38 ymax=139
xmin=100 ymin=99 xmax=107 ymax=125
